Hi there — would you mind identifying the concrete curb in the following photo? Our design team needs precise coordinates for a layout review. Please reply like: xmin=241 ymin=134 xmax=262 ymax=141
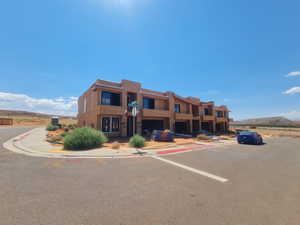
xmin=3 ymin=128 xmax=215 ymax=159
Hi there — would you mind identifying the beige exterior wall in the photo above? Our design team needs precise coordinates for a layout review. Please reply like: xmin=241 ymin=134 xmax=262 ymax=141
xmin=78 ymin=79 xmax=230 ymax=136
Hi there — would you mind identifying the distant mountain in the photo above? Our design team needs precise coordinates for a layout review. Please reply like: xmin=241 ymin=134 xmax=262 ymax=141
xmin=231 ymin=116 xmax=295 ymax=127
xmin=0 ymin=109 xmax=76 ymax=119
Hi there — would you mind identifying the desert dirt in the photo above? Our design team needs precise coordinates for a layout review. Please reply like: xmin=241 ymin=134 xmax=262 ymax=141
xmin=0 ymin=116 xmax=77 ymax=127
xmin=231 ymin=127 xmax=300 ymax=137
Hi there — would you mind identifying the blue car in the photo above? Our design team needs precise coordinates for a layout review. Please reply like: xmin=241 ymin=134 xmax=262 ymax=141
xmin=237 ymin=131 xmax=263 ymax=145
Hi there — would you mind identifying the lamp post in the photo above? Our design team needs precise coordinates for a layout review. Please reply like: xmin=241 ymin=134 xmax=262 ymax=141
xmin=128 ymin=101 xmax=140 ymax=135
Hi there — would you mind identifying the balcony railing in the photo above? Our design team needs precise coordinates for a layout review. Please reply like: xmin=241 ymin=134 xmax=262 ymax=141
xmin=99 ymin=105 xmax=123 ymax=115
xmin=175 ymin=112 xmax=193 ymax=120
xmin=216 ymin=117 xmax=227 ymax=122
xmin=203 ymin=115 xmax=215 ymax=121
xmin=143 ymin=108 xmax=169 ymax=117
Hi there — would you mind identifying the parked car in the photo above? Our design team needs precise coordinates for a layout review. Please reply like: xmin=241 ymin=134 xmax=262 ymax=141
xmin=237 ymin=131 xmax=263 ymax=145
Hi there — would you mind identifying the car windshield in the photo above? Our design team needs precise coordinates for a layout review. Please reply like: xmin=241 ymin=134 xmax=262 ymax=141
xmin=240 ymin=131 xmax=255 ymax=136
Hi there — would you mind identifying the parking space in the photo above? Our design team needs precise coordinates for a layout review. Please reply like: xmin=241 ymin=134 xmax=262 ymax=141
xmin=162 ymin=137 xmax=300 ymax=182
xmin=1 ymin=128 xmax=300 ymax=225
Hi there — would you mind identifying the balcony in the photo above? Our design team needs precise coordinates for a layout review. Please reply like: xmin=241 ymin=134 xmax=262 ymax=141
xmin=203 ymin=115 xmax=215 ymax=121
xmin=98 ymin=105 xmax=123 ymax=115
xmin=175 ymin=112 xmax=193 ymax=120
xmin=193 ymin=113 xmax=200 ymax=118
xmin=216 ymin=117 xmax=227 ymax=123
xmin=143 ymin=109 xmax=169 ymax=117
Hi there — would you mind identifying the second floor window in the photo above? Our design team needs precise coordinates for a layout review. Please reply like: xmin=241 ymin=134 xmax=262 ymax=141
xmin=174 ymin=104 xmax=181 ymax=113
xmin=217 ymin=111 xmax=224 ymax=118
xmin=204 ymin=108 xmax=211 ymax=115
xmin=101 ymin=91 xmax=121 ymax=106
xmin=143 ymin=97 xmax=155 ymax=109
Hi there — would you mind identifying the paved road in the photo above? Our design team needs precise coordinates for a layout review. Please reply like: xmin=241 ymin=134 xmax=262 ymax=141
xmin=1 ymin=128 xmax=300 ymax=225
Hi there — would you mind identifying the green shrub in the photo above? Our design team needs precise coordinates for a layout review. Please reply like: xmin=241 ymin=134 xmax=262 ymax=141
xmin=46 ymin=124 xmax=59 ymax=131
xmin=64 ymin=127 xmax=69 ymax=132
xmin=67 ymin=124 xmax=77 ymax=129
xmin=60 ymin=132 xmax=69 ymax=137
xmin=129 ymin=135 xmax=146 ymax=148
xmin=64 ymin=127 xmax=108 ymax=150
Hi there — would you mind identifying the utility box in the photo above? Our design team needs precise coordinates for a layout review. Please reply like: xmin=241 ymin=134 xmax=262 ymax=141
xmin=51 ymin=117 xmax=59 ymax=126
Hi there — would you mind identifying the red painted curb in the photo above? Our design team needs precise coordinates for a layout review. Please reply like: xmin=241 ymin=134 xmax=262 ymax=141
xmin=157 ymin=145 xmax=206 ymax=155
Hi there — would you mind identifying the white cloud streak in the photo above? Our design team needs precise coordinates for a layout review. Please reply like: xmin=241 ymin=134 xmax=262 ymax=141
xmin=0 ymin=92 xmax=78 ymax=116
xmin=282 ymin=86 xmax=300 ymax=95
xmin=286 ymin=71 xmax=300 ymax=77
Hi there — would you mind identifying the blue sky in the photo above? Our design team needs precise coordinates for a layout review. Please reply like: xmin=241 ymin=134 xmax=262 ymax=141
xmin=0 ymin=0 xmax=300 ymax=119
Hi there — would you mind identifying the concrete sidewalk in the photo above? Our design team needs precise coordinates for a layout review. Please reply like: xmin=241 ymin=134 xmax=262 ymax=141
xmin=3 ymin=127 xmax=221 ymax=158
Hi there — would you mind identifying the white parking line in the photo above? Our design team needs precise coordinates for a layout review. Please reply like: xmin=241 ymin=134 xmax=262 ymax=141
xmin=151 ymin=156 xmax=228 ymax=183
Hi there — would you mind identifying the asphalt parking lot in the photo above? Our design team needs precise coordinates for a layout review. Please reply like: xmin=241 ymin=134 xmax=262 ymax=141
xmin=1 ymin=127 xmax=300 ymax=225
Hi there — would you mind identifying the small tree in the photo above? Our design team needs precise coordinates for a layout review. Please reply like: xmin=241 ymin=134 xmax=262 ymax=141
xmin=129 ymin=135 xmax=145 ymax=153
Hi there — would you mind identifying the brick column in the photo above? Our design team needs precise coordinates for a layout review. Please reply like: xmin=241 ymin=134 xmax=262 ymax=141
xmin=136 ymin=90 xmax=143 ymax=135
xmin=121 ymin=89 xmax=128 ymax=137
xmin=167 ymin=92 xmax=175 ymax=132
xmin=189 ymin=120 xmax=193 ymax=134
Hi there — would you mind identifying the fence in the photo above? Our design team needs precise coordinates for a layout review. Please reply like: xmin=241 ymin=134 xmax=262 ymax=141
xmin=0 ymin=118 xmax=13 ymax=126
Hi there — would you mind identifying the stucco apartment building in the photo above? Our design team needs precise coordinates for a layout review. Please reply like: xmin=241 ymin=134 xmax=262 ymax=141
xmin=78 ymin=79 xmax=230 ymax=137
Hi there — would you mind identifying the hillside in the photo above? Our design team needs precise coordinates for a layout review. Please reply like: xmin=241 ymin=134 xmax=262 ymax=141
xmin=231 ymin=116 xmax=298 ymax=127
xmin=0 ymin=110 xmax=77 ymax=126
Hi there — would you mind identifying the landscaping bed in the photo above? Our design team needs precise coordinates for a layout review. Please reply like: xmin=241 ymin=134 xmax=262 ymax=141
xmin=46 ymin=125 xmax=236 ymax=151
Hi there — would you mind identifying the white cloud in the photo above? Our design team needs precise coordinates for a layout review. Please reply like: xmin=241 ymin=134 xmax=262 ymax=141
xmin=0 ymin=92 xmax=78 ymax=116
xmin=279 ymin=110 xmax=300 ymax=120
xmin=282 ymin=86 xmax=300 ymax=95
xmin=286 ymin=71 xmax=300 ymax=77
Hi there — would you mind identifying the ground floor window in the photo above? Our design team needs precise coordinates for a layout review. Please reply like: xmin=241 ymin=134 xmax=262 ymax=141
xmin=102 ymin=117 xmax=120 ymax=133
xmin=112 ymin=118 xmax=120 ymax=132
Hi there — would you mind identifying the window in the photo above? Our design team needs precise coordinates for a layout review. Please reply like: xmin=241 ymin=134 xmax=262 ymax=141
xmin=112 ymin=118 xmax=120 ymax=132
xmin=204 ymin=108 xmax=210 ymax=115
xmin=143 ymin=97 xmax=155 ymax=109
xmin=217 ymin=111 xmax=224 ymax=118
xmin=102 ymin=117 xmax=120 ymax=133
xmin=174 ymin=104 xmax=181 ymax=113
xmin=101 ymin=91 xmax=121 ymax=106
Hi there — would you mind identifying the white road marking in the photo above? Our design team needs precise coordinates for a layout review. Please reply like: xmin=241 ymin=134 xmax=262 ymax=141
xmin=151 ymin=156 xmax=228 ymax=183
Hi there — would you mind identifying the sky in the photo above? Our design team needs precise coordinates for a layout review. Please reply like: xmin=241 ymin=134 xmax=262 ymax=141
xmin=0 ymin=0 xmax=300 ymax=119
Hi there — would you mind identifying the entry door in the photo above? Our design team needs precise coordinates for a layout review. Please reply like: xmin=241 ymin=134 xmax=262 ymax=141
xmin=127 ymin=116 xmax=133 ymax=137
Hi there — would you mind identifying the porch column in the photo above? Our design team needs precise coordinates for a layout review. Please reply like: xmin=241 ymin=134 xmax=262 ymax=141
xmin=212 ymin=121 xmax=216 ymax=134
xmin=136 ymin=118 xmax=142 ymax=135
xmin=167 ymin=92 xmax=175 ymax=132
xmin=189 ymin=120 xmax=193 ymax=134
xmin=121 ymin=115 xmax=127 ymax=137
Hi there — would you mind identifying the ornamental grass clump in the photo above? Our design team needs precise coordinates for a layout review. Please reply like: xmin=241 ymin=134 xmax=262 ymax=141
xmin=64 ymin=127 xmax=108 ymax=150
